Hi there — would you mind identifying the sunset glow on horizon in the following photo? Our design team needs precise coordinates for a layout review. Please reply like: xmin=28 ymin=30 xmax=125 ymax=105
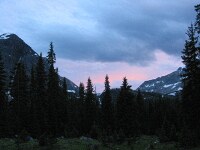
xmin=56 ymin=49 xmax=183 ymax=92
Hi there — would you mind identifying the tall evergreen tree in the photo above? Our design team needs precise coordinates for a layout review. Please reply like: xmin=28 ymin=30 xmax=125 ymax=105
xmin=47 ymin=42 xmax=56 ymax=66
xmin=35 ymin=53 xmax=47 ymax=136
xmin=62 ymin=77 xmax=68 ymax=99
xmin=0 ymin=52 xmax=9 ymax=137
xmin=57 ymin=77 xmax=69 ymax=136
xmin=194 ymin=3 xmax=200 ymax=103
xmin=84 ymin=77 xmax=96 ymax=134
xmin=79 ymin=82 xmax=85 ymax=104
xmin=77 ymin=82 xmax=85 ymax=134
xmin=116 ymin=77 xmax=136 ymax=137
xmin=62 ymin=77 xmax=68 ymax=126
xmin=46 ymin=43 xmax=61 ymax=136
xmin=136 ymin=89 xmax=146 ymax=134
xmin=29 ymin=67 xmax=40 ymax=137
xmin=181 ymin=24 xmax=200 ymax=143
xmin=182 ymin=24 xmax=199 ymax=87
xmin=101 ymin=75 xmax=113 ymax=135
xmin=10 ymin=63 xmax=29 ymax=134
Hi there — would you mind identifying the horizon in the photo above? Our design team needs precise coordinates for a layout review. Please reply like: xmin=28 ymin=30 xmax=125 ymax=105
xmin=0 ymin=0 xmax=195 ymax=92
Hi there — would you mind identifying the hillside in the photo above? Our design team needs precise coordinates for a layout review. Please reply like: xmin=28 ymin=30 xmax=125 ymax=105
xmin=138 ymin=68 xmax=183 ymax=95
xmin=0 ymin=33 xmax=78 ymax=92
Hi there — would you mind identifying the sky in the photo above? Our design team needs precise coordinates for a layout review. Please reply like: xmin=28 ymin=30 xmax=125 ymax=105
xmin=0 ymin=0 xmax=198 ymax=92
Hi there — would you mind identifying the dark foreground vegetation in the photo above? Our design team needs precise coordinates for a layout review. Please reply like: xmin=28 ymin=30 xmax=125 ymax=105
xmin=0 ymin=3 xmax=200 ymax=150
xmin=2 ymin=135 xmax=200 ymax=150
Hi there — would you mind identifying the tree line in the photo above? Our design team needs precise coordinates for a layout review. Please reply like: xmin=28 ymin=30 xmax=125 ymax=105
xmin=0 ymin=3 xmax=199 ymax=148
xmin=0 ymin=46 xmax=180 ymax=141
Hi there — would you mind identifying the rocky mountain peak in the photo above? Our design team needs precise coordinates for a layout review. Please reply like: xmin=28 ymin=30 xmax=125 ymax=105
xmin=0 ymin=33 xmax=77 ymax=92
xmin=138 ymin=68 xmax=183 ymax=95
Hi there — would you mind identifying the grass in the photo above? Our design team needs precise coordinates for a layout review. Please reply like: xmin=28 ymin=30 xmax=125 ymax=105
xmin=0 ymin=135 xmax=199 ymax=150
xmin=0 ymin=138 xmax=39 ymax=150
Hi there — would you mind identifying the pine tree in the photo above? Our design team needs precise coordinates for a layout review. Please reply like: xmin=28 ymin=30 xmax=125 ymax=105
xmin=116 ymin=77 xmax=136 ymax=137
xmin=181 ymin=25 xmax=199 ymax=121
xmin=46 ymin=43 xmax=61 ymax=136
xmin=101 ymin=75 xmax=113 ymax=135
xmin=79 ymin=82 xmax=85 ymax=104
xmin=84 ymin=77 xmax=96 ymax=134
xmin=55 ymin=69 xmax=66 ymax=136
xmin=29 ymin=67 xmax=40 ymax=137
xmin=61 ymin=77 xmax=68 ymax=128
xmin=47 ymin=65 xmax=58 ymax=136
xmin=10 ymin=63 xmax=29 ymax=134
xmin=77 ymin=82 xmax=85 ymax=134
xmin=181 ymin=24 xmax=200 ymax=144
xmin=136 ymin=89 xmax=145 ymax=134
xmin=62 ymin=77 xmax=68 ymax=99
xmin=47 ymin=42 xmax=56 ymax=66
xmin=35 ymin=53 xmax=47 ymax=136
xmin=0 ymin=52 xmax=9 ymax=137
xmin=194 ymin=4 xmax=200 ymax=108
xmin=181 ymin=24 xmax=199 ymax=88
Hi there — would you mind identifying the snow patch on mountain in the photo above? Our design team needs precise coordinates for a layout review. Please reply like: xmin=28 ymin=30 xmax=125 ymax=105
xmin=67 ymin=90 xmax=76 ymax=93
xmin=0 ymin=33 xmax=12 ymax=40
xmin=163 ymin=84 xmax=173 ymax=88
xmin=178 ymin=87 xmax=182 ymax=91
xmin=138 ymin=67 xmax=183 ymax=95
xmin=168 ymin=92 xmax=176 ymax=96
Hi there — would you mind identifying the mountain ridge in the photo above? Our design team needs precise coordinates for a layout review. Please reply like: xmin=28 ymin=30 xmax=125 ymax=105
xmin=138 ymin=67 xmax=183 ymax=95
xmin=0 ymin=33 xmax=78 ymax=92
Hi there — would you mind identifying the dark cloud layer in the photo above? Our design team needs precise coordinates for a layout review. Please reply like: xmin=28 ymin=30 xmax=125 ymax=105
xmin=0 ymin=0 xmax=197 ymax=65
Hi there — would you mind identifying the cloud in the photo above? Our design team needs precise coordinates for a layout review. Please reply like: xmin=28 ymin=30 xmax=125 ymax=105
xmin=0 ymin=0 xmax=197 ymax=65
xmin=79 ymin=0 xmax=196 ymax=55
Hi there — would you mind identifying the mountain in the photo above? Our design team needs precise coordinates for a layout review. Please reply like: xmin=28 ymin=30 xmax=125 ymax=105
xmin=138 ymin=68 xmax=183 ymax=95
xmin=99 ymin=88 xmax=175 ymax=106
xmin=0 ymin=33 xmax=78 ymax=92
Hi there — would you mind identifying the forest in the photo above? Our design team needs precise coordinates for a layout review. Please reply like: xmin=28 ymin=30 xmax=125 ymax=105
xmin=0 ymin=3 xmax=200 ymax=150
